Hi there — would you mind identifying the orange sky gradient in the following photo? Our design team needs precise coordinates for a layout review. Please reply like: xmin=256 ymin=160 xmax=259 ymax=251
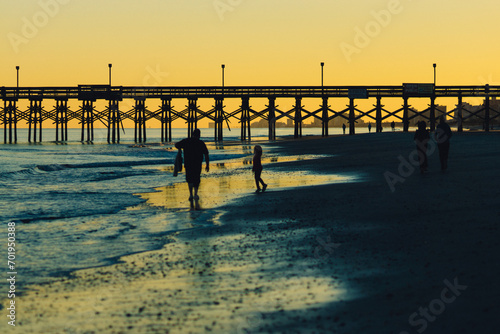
xmin=2 ymin=0 xmax=500 ymax=127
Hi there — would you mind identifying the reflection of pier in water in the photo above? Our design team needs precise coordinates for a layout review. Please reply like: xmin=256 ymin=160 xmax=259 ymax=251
xmin=2 ymin=84 xmax=500 ymax=144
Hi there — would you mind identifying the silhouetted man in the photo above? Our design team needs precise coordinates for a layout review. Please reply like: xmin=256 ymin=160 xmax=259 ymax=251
xmin=435 ymin=116 xmax=452 ymax=171
xmin=175 ymin=129 xmax=209 ymax=200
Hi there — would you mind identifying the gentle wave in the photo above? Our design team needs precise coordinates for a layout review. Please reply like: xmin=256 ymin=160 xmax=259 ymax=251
xmin=0 ymin=141 xmax=250 ymax=290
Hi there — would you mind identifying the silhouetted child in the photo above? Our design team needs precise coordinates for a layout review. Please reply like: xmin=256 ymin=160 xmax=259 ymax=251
xmin=252 ymin=145 xmax=267 ymax=192
xmin=414 ymin=121 xmax=430 ymax=173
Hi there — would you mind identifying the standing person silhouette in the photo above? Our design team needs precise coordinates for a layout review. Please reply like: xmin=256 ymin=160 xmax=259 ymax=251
xmin=252 ymin=145 xmax=267 ymax=193
xmin=435 ymin=115 xmax=452 ymax=171
xmin=414 ymin=121 xmax=430 ymax=174
xmin=368 ymin=122 xmax=372 ymax=133
xmin=175 ymin=129 xmax=209 ymax=201
xmin=342 ymin=123 xmax=346 ymax=135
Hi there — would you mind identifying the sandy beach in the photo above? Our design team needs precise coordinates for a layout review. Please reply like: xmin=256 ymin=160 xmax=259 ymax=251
xmin=2 ymin=131 xmax=500 ymax=333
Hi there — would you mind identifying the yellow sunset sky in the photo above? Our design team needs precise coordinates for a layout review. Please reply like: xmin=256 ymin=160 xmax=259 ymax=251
xmin=1 ymin=0 xmax=499 ymax=126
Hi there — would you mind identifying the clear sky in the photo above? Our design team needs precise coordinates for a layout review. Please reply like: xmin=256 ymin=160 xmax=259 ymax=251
xmin=1 ymin=0 xmax=499 ymax=125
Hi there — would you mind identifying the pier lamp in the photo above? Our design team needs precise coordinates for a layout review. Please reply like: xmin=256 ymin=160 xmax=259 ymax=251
xmin=221 ymin=64 xmax=225 ymax=89
xmin=321 ymin=62 xmax=324 ymax=91
xmin=16 ymin=66 xmax=19 ymax=89
xmin=321 ymin=62 xmax=324 ymax=86
xmin=433 ymin=63 xmax=436 ymax=86
xmin=108 ymin=63 xmax=112 ymax=86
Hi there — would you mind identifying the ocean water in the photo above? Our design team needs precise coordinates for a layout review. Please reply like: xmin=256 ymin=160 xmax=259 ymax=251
xmin=0 ymin=133 xmax=253 ymax=291
xmin=0 ymin=127 xmax=364 ymax=292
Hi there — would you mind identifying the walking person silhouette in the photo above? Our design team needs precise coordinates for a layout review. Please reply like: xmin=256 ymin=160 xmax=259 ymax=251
xmin=175 ymin=129 xmax=210 ymax=201
xmin=435 ymin=116 xmax=452 ymax=171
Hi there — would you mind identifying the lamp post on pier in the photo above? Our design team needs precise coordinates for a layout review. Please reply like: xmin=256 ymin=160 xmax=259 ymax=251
xmin=16 ymin=66 xmax=19 ymax=94
xmin=215 ymin=64 xmax=226 ymax=141
xmin=221 ymin=64 xmax=225 ymax=91
xmin=320 ymin=62 xmax=328 ymax=136
xmin=431 ymin=63 xmax=437 ymax=131
xmin=108 ymin=63 xmax=112 ymax=86
xmin=320 ymin=62 xmax=324 ymax=94
xmin=433 ymin=63 xmax=436 ymax=87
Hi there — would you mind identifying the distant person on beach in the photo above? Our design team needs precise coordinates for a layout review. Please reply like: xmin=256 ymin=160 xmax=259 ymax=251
xmin=414 ymin=121 xmax=430 ymax=174
xmin=368 ymin=123 xmax=372 ymax=133
xmin=252 ymin=145 xmax=267 ymax=193
xmin=435 ymin=116 xmax=452 ymax=171
xmin=175 ymin=129 xmax=210 ymax=201
xmin=342 ymin=123 xmax=346 ymax=135
xmin=391 ymin=121 xmax=395 ymax=132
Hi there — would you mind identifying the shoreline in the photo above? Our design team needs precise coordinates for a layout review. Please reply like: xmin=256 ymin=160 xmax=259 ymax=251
xmin=3 ymin=126 xmax=492 ymax=146
xmin=2 ymin=132 xmax=500 ymax=333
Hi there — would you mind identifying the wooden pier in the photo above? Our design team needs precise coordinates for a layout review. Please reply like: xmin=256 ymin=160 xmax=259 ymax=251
xmin=1 ymin=84 xmax=500 ymax=143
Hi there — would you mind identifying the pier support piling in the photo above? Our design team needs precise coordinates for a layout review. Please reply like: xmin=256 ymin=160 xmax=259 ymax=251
xmin=134 ymin=98 xmax=147 ymax=143
xmin=484 ymin=97 xmax=490 ymax=132
xmin=376 ymin=96 xmax=383 ymax=133
xmin=349 ymin=98 xmax=355 ymax=135
xmin=214 ymin=98 xmax=224 ymax=141
xmin=28 ymin=98 xmax=43 ymax=143
xmin=161 ymin=98 xmax=172 ymax=142
xmin=55 ymin=99 xmax=68 ymax=142
xmin=457 ymin=95 xmax=463 ymax=132
xmin=187 ymin=98 xmax=198 ymax=137
xmin=294 ymin=97 xmax=303 ymax=138
xmin=403 ymin=97 xmax=409 ymax=132
xmin=3 ymin=99 xmax=18 ymax=144
xmin=485 ymin=85 xmax=490 ymax=132
xmin=107 ymin=100 xmax=120 ymax=143
xmin=240 ymin=97 xmax=251 ymax=141
xmin=2 ymin=101 xmax=5 ymax=144
xmin=267 ymin=97 xmax=276 ymax=141
xmin=430 ymin=96 xmax=436 ymax=131
xmin=81 ymin=100 xmax=94 ymax=142
xmin=321 ymin=97 xmax=329 ymax=137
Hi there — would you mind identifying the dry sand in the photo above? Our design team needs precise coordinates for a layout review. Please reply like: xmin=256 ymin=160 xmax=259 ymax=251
xmin=2 ymin=132 xmax=500 ymax=333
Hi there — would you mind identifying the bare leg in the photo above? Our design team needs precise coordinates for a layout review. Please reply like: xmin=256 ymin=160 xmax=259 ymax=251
xmin=254 ymin=170 xmax=263 ymax=191
xmin=259 ymin=178 xmax=267 ymax=191
xmin=193 ymin=185 xmax=199 ymax=199
xmin=188 ymin=183 xmax=194 ymax=200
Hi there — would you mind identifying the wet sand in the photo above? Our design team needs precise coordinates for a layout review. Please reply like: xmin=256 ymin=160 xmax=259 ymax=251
xmin=2 ymin=132 xmax=500 ymax=333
